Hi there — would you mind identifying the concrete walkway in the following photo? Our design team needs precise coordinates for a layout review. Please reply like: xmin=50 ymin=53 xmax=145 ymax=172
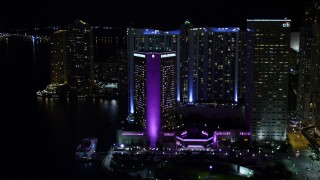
xmin=102 ymin=147 xmax=114 ymax=172
xmin=101 ymin=147 xmax=151 ymax=179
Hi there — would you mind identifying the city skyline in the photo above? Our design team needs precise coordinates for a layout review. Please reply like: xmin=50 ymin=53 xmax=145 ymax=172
xmin=1 ymin=0 xmax=305 ymax=30
xmin=3 ymin=1 xmax=320 ymax=179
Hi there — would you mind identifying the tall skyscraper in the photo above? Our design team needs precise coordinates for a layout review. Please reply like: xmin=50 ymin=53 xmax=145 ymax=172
xmin=127 ymin=26 xmax=242 ymax=109
xmin=179 ymin=20 xmax=193 ymax=103
xmin=186 ymin=27 xmax=240 ymax=103
xmin=133 ymin=52 xmax=176 ymax=147
xmin=50 ymin=30 xmax=67 ymax=84
xmin=246 ymin=19 xmax=291 ymax=142
xmin=66 ymin=19 xmax=94 ymax=95
xmin=296 ymin=24 xmax=320 ymax=124
xmin=127 ymin=28 xmax=180 ymax=115
xmin=238 ymin=32 xmax=247 ymax=102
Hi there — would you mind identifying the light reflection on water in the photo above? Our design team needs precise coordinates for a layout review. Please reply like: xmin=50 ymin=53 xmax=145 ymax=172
xmin=36 ymin=97 xmax=125 ymax=149
xmin=3 ymin=35 xmax=126 ymax=179
xmin=35 ymin=96 xmax=126 ymax=178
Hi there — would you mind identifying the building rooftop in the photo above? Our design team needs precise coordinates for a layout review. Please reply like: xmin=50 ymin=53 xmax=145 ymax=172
xmin=247 ymin=19 xmax=291 ymax=21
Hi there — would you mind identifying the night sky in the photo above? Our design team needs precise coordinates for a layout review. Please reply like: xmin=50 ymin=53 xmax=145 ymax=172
xmin=1 ymin=0 xmax=305 ymax=30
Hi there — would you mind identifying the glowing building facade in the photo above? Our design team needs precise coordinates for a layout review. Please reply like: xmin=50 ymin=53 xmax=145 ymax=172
xmin=127 ymin=26 xmax=242 ymax=109
xmin=247 ymin=19 xmax=291 ymax=141
xmin=66 ymin=19 xmax=94 ymax=95
xmin=48 ymin=20 xmax=94 ymax=96
xmin=133 ymin=52 xmax=176 ymax=147
xmin=297 ymin=24 xmax=320 ymax=123
xmin=186 ymin=27 xmax=240 ymax=103
xmin=127 ymin=28 xmax=180 ymax=115
xmin=179 ymin=21 xmax=193 ymax=103
xmin=50 ymin=30 xmax=67 ymax=84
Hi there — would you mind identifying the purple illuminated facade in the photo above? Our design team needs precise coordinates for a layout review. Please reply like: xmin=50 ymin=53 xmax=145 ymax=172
xmin=213 ymin=131 xmax=251 ymax=145
xmin=133 ymin=52 xmax=176 ymax=148
xmin=213 ymin=131 xmax=231 ymax=144
xmin=146 ymin=53 xmax=161 ymax=147
xmin=163 ymin=132 xmax=175 ymax=136
xmin=175 ymin=130 xmax=251 ymax=148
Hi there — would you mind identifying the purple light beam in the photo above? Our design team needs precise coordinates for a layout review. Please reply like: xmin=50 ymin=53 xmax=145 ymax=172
xmin=146 ymin=53 xmax=160 ymax=148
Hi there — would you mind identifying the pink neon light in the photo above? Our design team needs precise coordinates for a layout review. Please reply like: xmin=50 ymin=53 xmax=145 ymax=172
xmin=146 ymin=53 xmax=161 ymax=148
xmin=181 ymin=131 xmax=187 ymax=136
xmin=176 ymin=136 xmax=213 ymax=142
xmin=240 ymin=132 xmax=251 ymax=136
xmin=214 ymin=131 xmax=230 ymax=144
xmin=201 ymin=131 xmax=208 ymax=136
xmin=163 ymin=133 xmax=175 ymax=136
xmin=214 ymin=131 xmax=231 ymax=136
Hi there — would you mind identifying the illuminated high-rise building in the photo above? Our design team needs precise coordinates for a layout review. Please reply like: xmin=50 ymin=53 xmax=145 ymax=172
xmin=50 ymin=30 xmax=67 ymax=84
xmin=238 ymin=32 xmax=247 ymax=101
xmin=186 ymin=27 xmax=240 ymax=103
xmin=246 ymin=19 xmax=291 ymax=142
xmin=127 ymin=26 xmax=242 ymax=109
xmin=179 ymin=20 xmax=193 ymax=103
xmin=297 ymin=24 xmax=320 ymax=124
xmin=133 ymin=52 xmax=176 ymax=147
xmin=127 ymin=28 xmax=180 ymax=115
xmin=66 ymin=19 xmax=94 ymax=95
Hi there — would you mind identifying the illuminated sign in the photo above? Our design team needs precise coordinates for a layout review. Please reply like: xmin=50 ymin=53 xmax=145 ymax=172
xmin=282 ymin=22 xmax=290 ymax=27
xmin=163 ymin=133 xmax=175 ymax=136
xmin=161 ymin=53 xmax=176 ymax=58
xmin=247 ymin=19 xmax=291 ymax=22
xmin=201 ymin=131 xmax=208 ymax=136
xmin=122 ymin=132 xmax=144 ymax=136
xmin=133 ymin=53 xmax=145 ymax=58
xmin=181 ymin=131 xmax=187 ymax=136
xmin=240 ymin=132 xmax=251 ymax=136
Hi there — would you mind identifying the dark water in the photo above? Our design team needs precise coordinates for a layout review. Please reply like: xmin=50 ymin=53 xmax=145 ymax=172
xmin=1 ymin=36 xmax=127 ymax=179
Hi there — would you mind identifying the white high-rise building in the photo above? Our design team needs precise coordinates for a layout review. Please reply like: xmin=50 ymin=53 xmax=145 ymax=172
xmin=246 ymin=19 xmax=291 ymax=142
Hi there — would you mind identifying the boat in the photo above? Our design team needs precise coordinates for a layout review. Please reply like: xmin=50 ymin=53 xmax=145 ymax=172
xmin=75 ymin=137 xmax=98 ymax=161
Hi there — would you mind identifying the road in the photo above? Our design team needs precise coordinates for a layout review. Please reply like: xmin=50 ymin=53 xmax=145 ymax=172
xmin=287 ymin=126 xmax=309 ymax=151
xmin=282 ymin=125 xmax=320 ymax=179
xmin=282 ymin=149 xmax=320 ymax=180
